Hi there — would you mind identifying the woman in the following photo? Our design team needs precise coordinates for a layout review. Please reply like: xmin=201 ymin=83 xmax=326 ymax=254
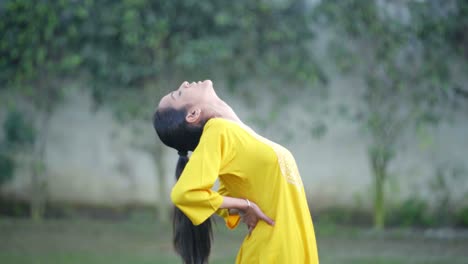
xmin=153 ymin=80 xmax=319 ymax=264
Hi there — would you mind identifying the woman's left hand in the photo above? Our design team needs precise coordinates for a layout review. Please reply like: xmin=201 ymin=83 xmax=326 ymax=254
xmin=239 ymin=200 xmax=275 ymax=235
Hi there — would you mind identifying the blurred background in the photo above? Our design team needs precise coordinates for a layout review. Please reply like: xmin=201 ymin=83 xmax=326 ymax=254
xmin=1 ymin=0 xmax=467 ymax=263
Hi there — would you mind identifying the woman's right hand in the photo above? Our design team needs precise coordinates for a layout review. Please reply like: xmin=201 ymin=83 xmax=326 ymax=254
xmin=240 ymin=200 xmax=275 ymax=235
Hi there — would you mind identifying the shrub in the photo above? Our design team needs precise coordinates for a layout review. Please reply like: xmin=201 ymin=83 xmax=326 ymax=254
xmin=0 ymin=149 xmax=14 ymax=185
xmin=389 ymin=198 xmax=434 ymax=228
xmin=455 ymin=206 xmax=468 ymax=227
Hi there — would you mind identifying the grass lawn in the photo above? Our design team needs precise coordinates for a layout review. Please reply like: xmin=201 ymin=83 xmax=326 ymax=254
xmin=1 ymin=217 xmax=467 ymax=264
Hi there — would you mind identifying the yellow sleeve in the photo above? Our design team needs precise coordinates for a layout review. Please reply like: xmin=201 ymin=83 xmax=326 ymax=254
xmin=170 ymin=121 xmax=230 ymax=226
xmin=216 ymin=181 xmax=241 ymax=229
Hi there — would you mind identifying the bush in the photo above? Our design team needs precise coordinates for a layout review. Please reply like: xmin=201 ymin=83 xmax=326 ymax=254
xmin=3 ymin=110 xmax=35 ymax=147
xmin=455 ymin=206 xmax=468 ymax=227
xmin=314 ymin=207 xmax=372 ymax=227
xmin=0 ymin=150 xmax=14 ymax=185
xmin=388 ymin=198 xmax=434 ymax=228
xmin=0 ymin=109 xmax=35 ymax=186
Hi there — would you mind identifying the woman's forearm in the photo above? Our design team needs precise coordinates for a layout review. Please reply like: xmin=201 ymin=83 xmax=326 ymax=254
xmin=220 ymin=196 xmax=250 ymax=212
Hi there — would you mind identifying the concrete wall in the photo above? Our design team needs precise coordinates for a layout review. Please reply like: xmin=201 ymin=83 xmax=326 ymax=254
xmin=1 ymin=79 xmax=467 ymax=210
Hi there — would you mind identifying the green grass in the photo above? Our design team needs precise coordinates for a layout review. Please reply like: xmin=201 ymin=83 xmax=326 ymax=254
xmin=1 ymin=218 xmax=467 ymax=264
xmin=0 ymin=252 xmax=175 ymax=264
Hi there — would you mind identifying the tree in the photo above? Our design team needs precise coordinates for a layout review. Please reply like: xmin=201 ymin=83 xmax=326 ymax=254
xmin=314 ymin=0 xmax=468 ymax=229
xmin=0 ymin=0 xmax=87 ymax=220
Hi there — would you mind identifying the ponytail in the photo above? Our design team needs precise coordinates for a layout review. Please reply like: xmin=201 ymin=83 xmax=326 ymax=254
xmin=173 ymin=152 xmax=213 ymax=264
xmin=153 ymin=106 xmax=212 ymax=263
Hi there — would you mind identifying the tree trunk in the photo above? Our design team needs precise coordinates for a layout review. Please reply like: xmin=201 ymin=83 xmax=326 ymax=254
xmin=30 ymin=114 xmax=50 ymax=222
xmin=374 ymin=170 xmax=385 ymax=230
xmin=370 ymin=150 xmax=388 ymax=230
xmin=30 ymin=158 xmax=46 ymax=221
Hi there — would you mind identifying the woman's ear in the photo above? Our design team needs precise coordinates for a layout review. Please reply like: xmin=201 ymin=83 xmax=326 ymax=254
xmin=185 ymin=107 xmax=201 ymax=124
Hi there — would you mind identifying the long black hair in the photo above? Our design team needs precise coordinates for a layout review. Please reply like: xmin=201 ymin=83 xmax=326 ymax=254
xmin=153 ymin=106 xmax=212 ymax=264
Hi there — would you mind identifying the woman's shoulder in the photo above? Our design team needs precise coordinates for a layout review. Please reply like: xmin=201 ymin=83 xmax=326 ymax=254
xmin=197 ymin=118 xmax=239 ymax=148
xmin=202 ymin=118 xmax=248 ymax=140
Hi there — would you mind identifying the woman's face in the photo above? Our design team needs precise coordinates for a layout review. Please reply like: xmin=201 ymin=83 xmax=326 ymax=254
xmin=158 ymin=80 xmax=217 ymax=110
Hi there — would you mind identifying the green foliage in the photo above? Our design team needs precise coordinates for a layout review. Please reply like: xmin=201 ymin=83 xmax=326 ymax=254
xmin=0 ymin=0 xmax=328 ymax=130
xmin=315 ymin=0 xmax=468 ymax=119
xmin=83 ymin=0 xmax=325 ymax=106
xmin=3 ymin=110 xmax=35 ymax=147
xmin=0 ymin=150 xmax=15 ymax=185
xmin=0 ymin=0 xmax=87 ymax=86
xmin=314 ymin=0 xmax=468 ymax=229
xmin=315 ymin=207 xmax=372 ymax=226
xmin=0 ymin=109 xmax=35 ymax=186
xmin=409 ymin=0 xmax=468 ymax=60
xmin=1 ymin=0 xmax=324 ymax=107
xmin=428 ymin=163 xmax=467 ymax=226
xmin=456 ymin=206 xmax=468 ymax=227
xmin=0 ymin=0 xmax=85 ymax=115
xmin=389 ymin=197 xmax=433 ymax=227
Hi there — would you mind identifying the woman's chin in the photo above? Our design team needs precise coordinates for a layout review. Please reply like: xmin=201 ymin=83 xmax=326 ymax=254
xmin=204 ymin=80 xmax=213 ymax=86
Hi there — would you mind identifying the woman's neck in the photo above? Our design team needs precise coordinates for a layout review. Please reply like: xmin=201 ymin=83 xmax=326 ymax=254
xmin=206 ymin=100 xmax=242 ymax=123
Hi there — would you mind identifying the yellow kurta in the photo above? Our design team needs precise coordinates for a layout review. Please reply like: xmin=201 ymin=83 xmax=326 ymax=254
xmin=171 ymin=118 xmax=319 ymax=264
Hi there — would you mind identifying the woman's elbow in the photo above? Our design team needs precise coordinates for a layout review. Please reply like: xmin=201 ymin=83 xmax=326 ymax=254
xmin=170 ymin=187 xmax=187 ymax=207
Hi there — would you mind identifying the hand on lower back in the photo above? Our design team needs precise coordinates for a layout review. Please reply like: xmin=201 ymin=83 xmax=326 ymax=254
xmin=240 ymin=201 xmax=275 ymax=234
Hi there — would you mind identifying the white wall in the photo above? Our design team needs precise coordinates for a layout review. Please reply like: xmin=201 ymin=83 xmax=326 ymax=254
xmin=1 ymin=80 xmax=467 ymax=210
